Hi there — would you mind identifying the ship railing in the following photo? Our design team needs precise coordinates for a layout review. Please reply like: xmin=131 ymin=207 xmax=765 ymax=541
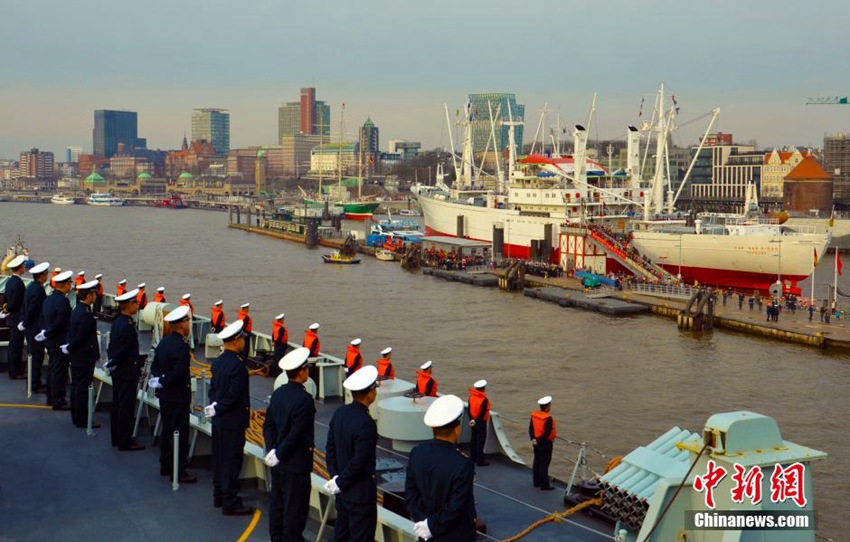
xmin=629 ymin=282 xmax=695 ymax=300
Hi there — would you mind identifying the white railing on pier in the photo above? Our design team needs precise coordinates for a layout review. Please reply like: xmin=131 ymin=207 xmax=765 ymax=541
xmin=629 ymin=282 xmax=695 ymax=300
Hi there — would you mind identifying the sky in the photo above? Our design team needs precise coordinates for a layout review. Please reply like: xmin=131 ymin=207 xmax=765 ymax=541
xmin=3 ymin=0 xmax=850 ymax=159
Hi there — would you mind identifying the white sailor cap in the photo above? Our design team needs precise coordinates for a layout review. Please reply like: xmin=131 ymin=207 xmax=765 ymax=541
xmin=182 ymin=293 xmax=191 ymax=300
xmin=474 ymin=379 xmax=487 ymax=389
xmin=350 ymin=338 xmax=361 ymax=346
xmin=381 ymin=347 xmax=392 ymax=356
xmin=118 ymin=279 xmax=127 ymax=285
xmin=164 ymin=305 xmax=191 ymax=323
xmin=420 ymin=361 xmax=432 ymax=370
xmin=53 ymin=267 xmax=62 ymax=272
xmin=309 ymin=322 xmax=320 ymax=330
xmin=138 ymin=283 xmax=146 ymax=288
xmin=77 ymin=280 xmax=99 ymax=291
xmin=218 ymin=319 xmax=244 ymax=341
xmin=279 ymin=347 xmax=310 ymax=371
xmin=538 ymin=395 xmax=552 ymax=406
xmin=157 ymin=287 xmax=166 ymax=292
xmin=240 ymin=302 xmax=250 ymax=309
xmin=54 ymin=270 xmax=74 ymax=283
xmin=77 ymin=270 xmax=86 ymax=276
xmin=30 ymin=262 xmax=50 ymax=275
xmin=95 ymin=274 xmax=103 ymax=279
xmin=8 ymin=255 xmax=26 ymax=269
xmin=343 ymin=365 xmax=378 ymax=392
xmin=424 ymin=395 xmax=465 ymax=428
xmin=116 ymin=288 xmax=140 ymax=303
xmin=214 ymin=299 xmax=223 ymax=306
xmin=275 ymin=313 xmax=285 ymax=320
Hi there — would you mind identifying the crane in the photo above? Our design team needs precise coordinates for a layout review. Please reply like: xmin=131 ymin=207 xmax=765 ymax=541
xmin=806 ymin=96 xmax=849 ymax=105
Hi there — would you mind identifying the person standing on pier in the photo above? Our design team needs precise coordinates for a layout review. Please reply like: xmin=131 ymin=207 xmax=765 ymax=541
xmin=416 ymin=361 xmax=438 ymax=397
xmin=529 ymin=396 xmax=556 ymax=490
xmin=107 ymin=288 xmax=145 ymax=451
xmin=36 ymin=270 xmax=74 ymax=410
xmin=324 ymin=365 xmax=379 ymax=542
xmin=148 ymin=305 xmax=197 ymax=484
xmin=303 ymin=322 xmax=321 ymax=357
xmin=3 ymin=255 xmax=27 ymax=380
xmin=211 ymin=300 xmax=226 ymax=333
xmin=467 ymin=380 xmax=490 ymax=467
xmin=153 ymin=287 xmax=166 ymax=303
xmin=65 ymin=280 xmax=101 ymax=428
xmin=94 ymin=274 xmax=104 ymax=314
xmin=271 ymin=313 xmax=288 ymax=376
xmin=207 ymin=320 xmax=252 ymax=516
xmin=136 ymin=283 xmax=148 ymax=310
xmin=344 ymin=338 xmax=363 ymax=376
xmin=376 ymin=347 xmax=394 ymax=380
xmin=237 ymin=303 xmax=252 ymax=360
xmin=116 ymin=279 xmax=127 ymax=297
xmin=23 ymin=262 xmax=50 ymax=393
xmin=263 ymin=347 xmax=315 ymax=541
xmin=405 ymin=395 xmax=477 ymax=541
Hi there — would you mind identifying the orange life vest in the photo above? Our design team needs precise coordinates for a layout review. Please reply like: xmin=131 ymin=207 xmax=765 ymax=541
xmin=116 ymin=284 xmax=126 ymax=296
xmin=180 ymin=299 xmax=195 ymax=314
xmin=530 ymin=411 xmax=556 ymax=441
xmin=468 ymin=389 xmax=490 ymax=421
xmin=136 ymin=290 xmax=147 ymax=309
xmin=75 ymin=275 xmax=85 ymax=287
xmin=51 ymin=271 xmax=60 ymax=289
xmin=273 ymin=321 xmax=288 ymax=345
xmin=303 ymin=330 xmax=320 ymax=357
xmin=153 ymin=292 xmax=166 ymax=303
xmin=211 ymin=307 xmax=225 ymax=331
xmin=237 ymin=309 xmax=252 ymax=333
xmin=345 ymin=346 xmax=363 ymax=372
xmin=376 ymin=357 xmax=394 ymax=379
xmin=416 ymin=370 xmax=437 ymax=397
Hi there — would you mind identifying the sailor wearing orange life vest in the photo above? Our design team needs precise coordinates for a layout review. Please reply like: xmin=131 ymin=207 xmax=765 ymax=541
xmin=272 ymin=313 xmax=288 ymax=376
xmin=136 ymin=283 xmax=148 ymax=310
xmin=180 ymin=293 xmax=195 ymax=314
xmin=94 ymin=274 xmax=104 ymax=314
xmin=51 ymin=267 xmax=62 ymax=289
xmin=211 ymin=300 xmax=226 ymax=333
xmin=303 ymin=322 xmax=320 ymax=358
xmin=467 ymin=379 xmax=490 ymax=467
xmin=153 ymin=287 xmax=167 ymax=303
xmin=416 ymin=361 xmax=438 ymax=397
xmin=376 ymin=347 xmax=394 ymax=380
xmin=237 ymin=303 xmax=252 ymax=360
xmin=75 ymin=271 xmax=86 ymax=287
xmin=529 ymin=396 xmax=556 ymax=490
xmin=116 ymin=279 xmax=127 ymax=297
xmin=344 ymin=338 xmax=363 ymax=376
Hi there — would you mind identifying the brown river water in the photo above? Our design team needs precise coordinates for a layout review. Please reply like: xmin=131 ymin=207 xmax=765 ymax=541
xmin=1 ymin=202 xmax=846 ymax=538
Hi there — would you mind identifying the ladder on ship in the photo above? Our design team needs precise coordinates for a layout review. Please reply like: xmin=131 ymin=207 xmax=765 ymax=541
xmin=585 ymin=226 xmax=676 ymax=282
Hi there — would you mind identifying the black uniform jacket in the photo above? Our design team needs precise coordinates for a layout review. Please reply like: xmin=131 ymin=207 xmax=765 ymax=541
xmin=4 ymin=274 xmax=24 ymax=314
xmin=263 ymin=381 xmax=315 ymax=474
xmin=326 ymin=401 xmax=377 ymax=504
xmin=67 ymin=302 xmax=99 ymax=365
xmin=405 ymin=439 xmax=477 ymax=541
xmin=151 ymin=333 xmax=191 ymax=403
xmin=40 ymin=290 xmax=71 ymax=349
xmin=23 ymin=280 xmax=47 ymax=331
xmin=208 ymin=350 xmax=250 ymax=430
xmin=107 ymin=314 xmax=141 ymax=381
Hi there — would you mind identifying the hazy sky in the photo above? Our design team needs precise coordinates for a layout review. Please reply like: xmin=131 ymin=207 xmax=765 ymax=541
xmin=3 ymin=0 xmax=850 ymax=159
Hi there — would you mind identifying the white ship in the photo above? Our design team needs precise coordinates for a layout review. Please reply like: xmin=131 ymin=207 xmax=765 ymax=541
xmin=415 ymin=86 xmax=831 ymax=293
xmin=50 ymin=194 xmax=75 ymax=205
xmin=86 ymin=193 xmax=124 ymax=207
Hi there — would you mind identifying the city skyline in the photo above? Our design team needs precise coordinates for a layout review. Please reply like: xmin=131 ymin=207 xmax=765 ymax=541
xmin=3 ymin=0 xmax=850 ymax=159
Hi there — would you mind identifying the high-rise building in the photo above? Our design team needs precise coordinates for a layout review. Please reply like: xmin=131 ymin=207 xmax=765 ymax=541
xmin=191 ymin=108 xmax=230 ymax=156
xmin=279 ymin=102 xmax=301 ymax=141
xmin=468 ymin=93 xmax=525 ymax=154
xmin=300 ymin=88 xmax=316 ymax=135
xmin=18 ymin=148 xmax=55 ymax=188
xmin=359 ymin=118 xmax=379 ymax=154
xmin=66 ymin=146 xmax=84 ymax=163
xmin=689 ymin=133 xmax=762 ymax=202
xmin=279 ymin=88 xmax=331 ymax=141
xmin=388 ymin=139 xmax=422 ymax=160
xmin=823 ymin=133 xmax=850 ymax=206
xmin=93 ymin=110 xmax=146 ymax=158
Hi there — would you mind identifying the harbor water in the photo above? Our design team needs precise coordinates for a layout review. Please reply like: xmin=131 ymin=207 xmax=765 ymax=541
xmin=2 ymin=203 xmax=847 ymax=538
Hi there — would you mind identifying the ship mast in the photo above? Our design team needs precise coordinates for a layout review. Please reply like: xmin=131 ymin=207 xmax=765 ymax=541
xmin=460 ymin=101 xmax=474 ymax=188
xmin=487 ymin=101 xmax=505 ymax=193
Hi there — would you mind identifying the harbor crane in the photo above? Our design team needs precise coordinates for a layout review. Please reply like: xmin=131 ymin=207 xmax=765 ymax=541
xmin=805 ymin=96 xmax=849 ymax=105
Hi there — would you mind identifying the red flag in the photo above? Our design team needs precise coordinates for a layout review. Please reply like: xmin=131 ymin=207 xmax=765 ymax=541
xmin=813 ymin=247 xmax=819 ymax=267
xmin=838 ymin=250 xmax=843 ymax=276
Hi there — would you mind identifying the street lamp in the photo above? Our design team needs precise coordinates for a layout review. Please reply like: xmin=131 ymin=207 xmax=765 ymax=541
xmin=770 ymin=238 xmax=782 ymax=294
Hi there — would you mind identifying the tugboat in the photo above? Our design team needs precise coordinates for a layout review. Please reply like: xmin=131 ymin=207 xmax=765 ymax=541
xmin=322 ymin=251 xmax=361 ymax=264
xmin=152 ymin=194 xmax=187 ymax=209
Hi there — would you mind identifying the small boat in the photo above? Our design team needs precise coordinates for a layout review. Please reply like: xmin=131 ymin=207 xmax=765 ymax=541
xmin=51 ymin=194 xmax=75 ymax=205
xmin=322 ymin=251 xmax=361 ymax=264
xmin=87 ymin=193 xmax=124 ymax=206
xmin=375 ymin=248 xmax=395 ymax=261
xmin=399 ymin=209 xmax=421 ymax=217
xmin=152 ymin=194 xmax=187 ymax=209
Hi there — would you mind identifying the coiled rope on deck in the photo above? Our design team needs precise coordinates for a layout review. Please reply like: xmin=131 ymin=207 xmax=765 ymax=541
xmin=501 ymin=496 xmax=604 ymax=542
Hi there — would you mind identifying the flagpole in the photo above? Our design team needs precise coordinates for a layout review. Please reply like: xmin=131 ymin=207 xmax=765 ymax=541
xmin=834 ymin=248 xmax=839 ymax=310
xmin=812 ymin=244 xmax=815 ymax=303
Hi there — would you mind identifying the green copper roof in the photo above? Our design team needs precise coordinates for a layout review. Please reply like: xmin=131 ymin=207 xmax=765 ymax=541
xmin=257 ymin=149 xmax=265 ymax=157
xmin=137 ymin=172 xmax=152 ymax=180
xmin=85 ymin=171 xmax=105 ymax=183
xmin=364 ymin=117 xmax=374 ymax=126
xmin=178 ymin=172 xmax=193 ymax=180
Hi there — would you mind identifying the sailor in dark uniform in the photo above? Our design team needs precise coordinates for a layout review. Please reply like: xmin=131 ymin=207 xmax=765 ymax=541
xmin=529 ymin=396 xmax=556 ymax=491
xmin=22 ymin=262 xmax=50 ymax=393
xmin=207 ymin=320 xmax=252 ymax=516
xmin=65 ymin=279 xmax=101 ymax=428
xmin=3 ymin=254 xmax=27 ymax=379
xmin=325 ymin=365 xmax=379 ymax=542
xmin=271 ymin=313 xmax=288 ymax=378
xmin=405 ymin=395 xmax=477 ymax=541
xmin=148 ymin=305 xmax=197 ymax=483
xmin=36 ymin=269 xmax=74 ymax=410
xmin=107 ymin=288 xmax=145 ymax=451
xmin=263 ymin=347 xmax=316 ymax=542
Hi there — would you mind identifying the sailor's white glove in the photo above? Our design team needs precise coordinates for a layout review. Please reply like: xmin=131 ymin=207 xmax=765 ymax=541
xmin=323 ymin=475 xmax=341 ymax=495
xmin=17 ymin=322 xmax=25 ymax=332
xmin=60 ymin=344 xmax=69 ymax=355
xmin=264 ymin=449 xmax=279 ymax=467
xmin=204 ymin=402 xmax=217 ymax=418
xmin=414 ymin=519 xmax=432 ymax=540
xmin=0 ymin=311 xmax=8 ymax=319
xmin=102 ymin=361 xmax=115 ymax=374
xmin=469 ymin=419 xmax=476 ymax=427
xmin=35 ymin=330 xmax=46 ymax=342
xmin=148 ymin=377 xmax=163 ymax=389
